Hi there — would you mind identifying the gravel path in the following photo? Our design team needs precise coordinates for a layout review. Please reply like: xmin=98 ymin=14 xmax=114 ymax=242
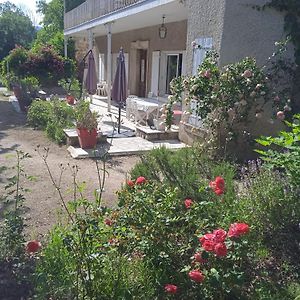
xmin=0 ymin=96 xmax=140 ymax=238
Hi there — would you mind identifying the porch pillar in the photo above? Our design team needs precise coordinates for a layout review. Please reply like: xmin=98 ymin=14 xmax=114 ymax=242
xmin=88 ymin=29 xmax=94 ymax=50
xmin=105 ymin=22 xmax=113 ymax=112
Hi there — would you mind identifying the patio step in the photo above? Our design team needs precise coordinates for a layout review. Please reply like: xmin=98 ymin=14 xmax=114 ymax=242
xmin=136 ymin=126 xmax=179 ymax=141
xmin=63 ymin=129 xmax=107 ymax=146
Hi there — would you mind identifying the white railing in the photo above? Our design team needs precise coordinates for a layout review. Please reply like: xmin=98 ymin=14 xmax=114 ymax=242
xmin=64 ymin=0 xmax=142 ymax=29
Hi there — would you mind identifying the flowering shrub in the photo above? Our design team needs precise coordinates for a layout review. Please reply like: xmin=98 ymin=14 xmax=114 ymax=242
xmin=1 ymin=45 xmax=75 ymax=87
xmin=34 ymin=147 xmax=300 ymax=299
xmin=168 ymin=42 xmax=295 ymax=159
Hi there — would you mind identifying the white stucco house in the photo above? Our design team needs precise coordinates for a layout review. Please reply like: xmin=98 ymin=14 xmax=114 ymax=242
xmin=63 ymin=0 xmax=291 ymax=144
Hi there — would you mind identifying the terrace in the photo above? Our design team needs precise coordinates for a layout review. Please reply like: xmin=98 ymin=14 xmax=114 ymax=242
xmin=64 ymin=0 xmax=143 ymax=30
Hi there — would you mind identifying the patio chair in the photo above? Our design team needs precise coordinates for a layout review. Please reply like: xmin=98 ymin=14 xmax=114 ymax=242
xmin=132 ymin=101 xmax=147 ymax=125
xmin=96 ymin=81 xmax=108 ymax=96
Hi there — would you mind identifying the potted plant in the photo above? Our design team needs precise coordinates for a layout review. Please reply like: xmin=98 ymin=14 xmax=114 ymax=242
xmin=75 ymin=101 xmax=99 ymax=149
xmin=59 ymin=78 xmax=81 ymax=105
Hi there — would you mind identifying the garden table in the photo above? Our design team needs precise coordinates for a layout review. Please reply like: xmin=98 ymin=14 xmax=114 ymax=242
xmin=126 ymin=96 xmax=159 ymax=124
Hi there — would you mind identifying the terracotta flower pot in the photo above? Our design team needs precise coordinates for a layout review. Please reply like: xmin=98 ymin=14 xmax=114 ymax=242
xmin=77 ymin=128 xmax=97 ymax=149
xmin=13 ymin=85 xmax=27 ymax=112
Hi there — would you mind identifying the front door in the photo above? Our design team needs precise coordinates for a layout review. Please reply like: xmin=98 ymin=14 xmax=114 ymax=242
xmin=138 ymin=49 xmax=147 ymax=97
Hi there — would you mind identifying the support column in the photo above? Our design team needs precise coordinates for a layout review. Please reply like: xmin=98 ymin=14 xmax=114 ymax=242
xmin=88 ymin=29 xmax=94 ymax=50
xmin=105 ymin=22 xmax=113 ymax=112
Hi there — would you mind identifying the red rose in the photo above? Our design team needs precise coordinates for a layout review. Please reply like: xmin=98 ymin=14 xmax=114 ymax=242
xmin=164 ymin=284 xmax=178 ymax=294
xmin=199 ymin=233 xmax=215 ymax=244
xmin=209 ymin=176 xmax=225 ymax=195
xmin=214 ymin=242 xmax=227 ymax=257
xmin=202 ymin=240 xmax=216 ymax=252
xmin=228 ymin=223 xmax=249 ymax=238
xmin=189 ymin=270 xmax=205 ymax=283
xmin=104 ymin=218 xmax=113 ymax=226
xmin=214 ymin=188 xmax=224 ymax=195
xmin=135 ymin=176 xmax=146 ymax=185
xmin=213 ymin=229 xmax=227 ymax=243
xmin=26 ymin=240 xmax=41 ymax=253
xmin=194 ymin=252 xmax=207 ymax=263
xmin=127 ymin=180 xmax=134 ymax=187
xmin=184 ymin=198 xmax=193 ymax=209
xmin=214 ymin=176 xmax=225 ymax=190
xmin=209 ymin=181 xmax=216 ymax=189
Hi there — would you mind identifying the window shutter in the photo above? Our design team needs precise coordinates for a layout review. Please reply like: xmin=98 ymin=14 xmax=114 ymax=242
xmin=192 ymin=37 xmax=213 ymax=75
xmin=151 ymin=51 xmax=160 ymax=97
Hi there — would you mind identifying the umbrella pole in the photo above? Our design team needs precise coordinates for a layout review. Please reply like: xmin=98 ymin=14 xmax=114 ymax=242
xmin=118 ymin=104 xmax=121 ymax=134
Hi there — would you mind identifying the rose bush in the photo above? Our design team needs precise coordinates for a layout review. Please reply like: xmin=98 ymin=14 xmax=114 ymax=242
xmin=168 ymin=42 xmax=295 ymax=160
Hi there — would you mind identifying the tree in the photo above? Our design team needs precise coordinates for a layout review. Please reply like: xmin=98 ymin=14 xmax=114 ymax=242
xmin=34 ymin=0 xmax=75 ymax=58
xmin=0 ymin=1 xmax=35 ymax=60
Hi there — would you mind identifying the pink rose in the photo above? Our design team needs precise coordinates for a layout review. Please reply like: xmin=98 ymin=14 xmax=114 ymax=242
xmin=165 ymin=284 xmax=178 ymax=294
xmin=203 ymin=69 xmax=211 ymax=79
xmin=242 ymin=70 xmax=252 ymax=78
xmin=189 ymin=270 xmax=205 ymax=283
xmin=184 ymin=198 xmax=193 ymax=209
xmin=104 ymin=218 xmax=113 ymax=226
xmin=276 ymin=111 xmax=285 ymax=121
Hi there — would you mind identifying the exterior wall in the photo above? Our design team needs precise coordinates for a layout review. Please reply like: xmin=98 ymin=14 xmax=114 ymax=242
xmin=74 ymin=38 xmax=89 ymax=61
xmin=219 ymin=0 xmax=293 ymax=66
xmin=185 ymin=0 xmax=226 ymax=75
xmin=95 ymin=20 xmax=187 ymax=95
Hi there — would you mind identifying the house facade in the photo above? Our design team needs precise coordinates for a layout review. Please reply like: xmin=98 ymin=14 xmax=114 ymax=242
xmin=64 ymin=0 xmax=291 ymax=144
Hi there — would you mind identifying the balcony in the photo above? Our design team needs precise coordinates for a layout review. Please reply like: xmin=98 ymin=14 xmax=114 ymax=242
xmin=64 ymin=0 xmax=142 ymax=30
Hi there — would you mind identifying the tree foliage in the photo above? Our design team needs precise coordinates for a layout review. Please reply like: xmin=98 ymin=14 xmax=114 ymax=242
xmin=34 ymin=0 xmax=75 ymax=58
xmin=0 ymin=1 xmax=35 ymax=60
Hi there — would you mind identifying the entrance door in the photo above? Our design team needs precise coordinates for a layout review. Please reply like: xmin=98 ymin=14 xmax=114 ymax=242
xmin=138 ymin=49 xmax=147 ymax=97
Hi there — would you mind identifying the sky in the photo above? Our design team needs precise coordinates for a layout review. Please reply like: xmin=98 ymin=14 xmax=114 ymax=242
xmin=0 ymin=0 xmax=50 ymax=25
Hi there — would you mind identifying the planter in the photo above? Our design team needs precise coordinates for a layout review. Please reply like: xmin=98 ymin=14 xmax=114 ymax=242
xmin=77 ymin=128 xmax=97 ymax=149
xmin=13 ymin=85 xmax=27 ymax=112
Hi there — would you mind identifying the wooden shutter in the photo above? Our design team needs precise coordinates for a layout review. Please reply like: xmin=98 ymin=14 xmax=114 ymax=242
xmin=192 ymin=37 xmax=213 ymax=75
xmin=150 ymin=51 xmax=160 ymax=97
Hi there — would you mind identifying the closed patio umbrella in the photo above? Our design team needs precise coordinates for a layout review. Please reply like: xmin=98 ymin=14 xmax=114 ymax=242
xmin=85 ymin=50 xmax=97 ymax=95
xmin=112 ymin=48 xmax=127 ymax=133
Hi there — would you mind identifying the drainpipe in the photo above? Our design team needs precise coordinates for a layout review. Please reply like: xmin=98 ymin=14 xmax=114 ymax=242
xmin=105 ymin=22 xmax=113 ymax=112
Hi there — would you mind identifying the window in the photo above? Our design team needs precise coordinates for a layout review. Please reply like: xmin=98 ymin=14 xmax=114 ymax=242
xmin=166 ymin=54 xmax=182 ymax=94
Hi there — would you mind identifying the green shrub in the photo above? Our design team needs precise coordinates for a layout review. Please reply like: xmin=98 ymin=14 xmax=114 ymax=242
xmin=130 ymin=146 xmax=235 ymax=201
xmin=33 ymin=147 xmax=299 ymax=299
xmin=27 ymin=99 xmax=75 ymax=144
xmin=27 ymin=100 xmax=52 ymax=129
xmin=256 ymin=114 xmax=300 ymax=187
xmin=45 ymin=100 xmax=75 ymax=144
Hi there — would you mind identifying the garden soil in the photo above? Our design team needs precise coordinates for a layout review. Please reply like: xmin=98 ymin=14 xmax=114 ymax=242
xmin=0 ymin=96 xmax=140 ymax=240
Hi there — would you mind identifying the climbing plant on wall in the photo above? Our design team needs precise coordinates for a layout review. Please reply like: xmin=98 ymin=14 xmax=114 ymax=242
xmin=262 ymin=0 xmax=300 ymax=64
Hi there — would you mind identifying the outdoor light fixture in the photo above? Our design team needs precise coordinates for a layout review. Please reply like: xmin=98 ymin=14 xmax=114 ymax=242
xmin=159 ymin=15 xmax=167 ymax=39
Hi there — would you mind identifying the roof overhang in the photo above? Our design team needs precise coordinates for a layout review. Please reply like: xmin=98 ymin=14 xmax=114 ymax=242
xmin=64 ymin=0 xmax=188 ymax=38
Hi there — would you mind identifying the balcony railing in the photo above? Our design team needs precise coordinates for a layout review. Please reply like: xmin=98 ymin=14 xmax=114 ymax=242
xmin=64 ymin=0 xmax=142 ymax=30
